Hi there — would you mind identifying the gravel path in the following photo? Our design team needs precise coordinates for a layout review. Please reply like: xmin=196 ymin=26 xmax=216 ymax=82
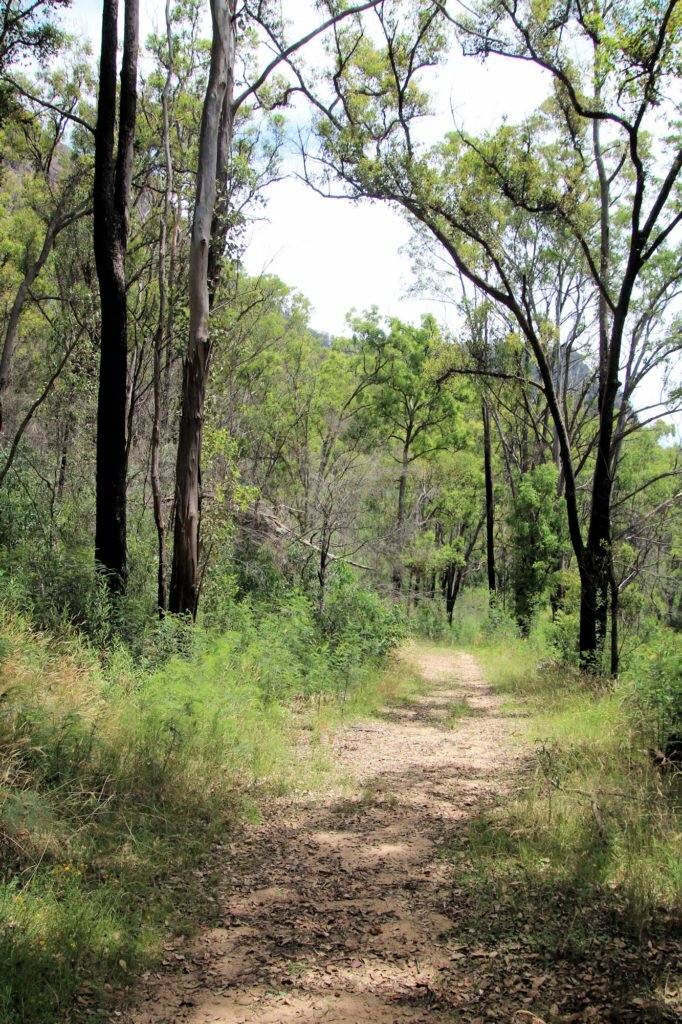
xmin=129 ymin=644 xmax=522 ymax=1024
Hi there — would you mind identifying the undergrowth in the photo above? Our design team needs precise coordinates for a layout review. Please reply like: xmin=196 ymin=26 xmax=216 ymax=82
xmin=448 ymin=616 xmax=682 ymax=950
xmin=0 ymin=595 xmax=411 ymax=1024
xmin=431 ymin=602 xmax=682 ymax=1019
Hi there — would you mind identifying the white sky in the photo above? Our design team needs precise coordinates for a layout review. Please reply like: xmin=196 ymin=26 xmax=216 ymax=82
xmin=65 ymin=0 xmax=548 ymax=337
xmin=242 ymin=52 xmax=547 ymax=336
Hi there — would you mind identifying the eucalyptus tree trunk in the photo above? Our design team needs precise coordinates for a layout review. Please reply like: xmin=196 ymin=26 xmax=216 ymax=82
xmin=169 ymin=0 xmax=235 ymax=616
xmin=578 ymin=115 xmax=616 ymax=670
xmin=93 ymin=0 xmax=138 ymax=591
xmin=150 ymin=0 xmax=175 ymax=617
xmin=392 ymin=435 xmax=411 ymax=593
xmin=482 ymin=398 xmax=496 ymax=597
xmin=168 ymin=0 xmax=387 ymax=616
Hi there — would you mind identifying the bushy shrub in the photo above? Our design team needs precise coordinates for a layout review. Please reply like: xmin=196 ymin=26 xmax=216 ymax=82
xmin=0 ymin=546 xmax=113 ymax=642
xmin=625 ymin=630 xmax=682 ymax=746
xmin=483 ymin=598 xmax=520 ymax=641
xmin=547 ymin=569 xmax=581 ymax=666
xmin=410 ymin=598 xmax=450 ymax=639
xmin=321 ymin=567 xmax=405 ymax=659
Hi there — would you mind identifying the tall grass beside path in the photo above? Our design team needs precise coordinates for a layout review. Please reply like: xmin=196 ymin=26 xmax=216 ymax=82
xmin=0 ymin=597 xmax=412 ymax=1024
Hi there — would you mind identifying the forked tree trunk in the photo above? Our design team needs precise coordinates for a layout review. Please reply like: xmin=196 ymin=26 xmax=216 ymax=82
xmin=574 ymin=112 xmax=613 ymax=669
xmin=93 ymin=0 xmax=139 ymax=591
xmin=167 ymin=0 xmax=388 ymax=617
xmin=169 ymin=0 xmax=235 ymax=617
xmin=446 ymin=518 xmax=482 ymax=626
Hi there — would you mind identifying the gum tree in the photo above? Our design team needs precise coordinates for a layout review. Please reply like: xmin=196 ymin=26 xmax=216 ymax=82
xmin=306 ymin=0 xmax=682 ymax=669
xmin=169 ymin=0 xmax=396 ymax=617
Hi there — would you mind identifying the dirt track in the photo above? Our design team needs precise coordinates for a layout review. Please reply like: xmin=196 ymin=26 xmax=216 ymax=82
xmin=128 ymin=645 xmax=522 ymax=1024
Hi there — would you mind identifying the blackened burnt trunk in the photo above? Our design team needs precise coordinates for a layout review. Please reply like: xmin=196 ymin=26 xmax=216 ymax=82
xmin=93 ymin=0 xmax=138 ymax=590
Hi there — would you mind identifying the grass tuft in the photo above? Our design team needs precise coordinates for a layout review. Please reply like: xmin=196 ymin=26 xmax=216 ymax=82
xmin=444 ymin=698 xmax=474 ymax=727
